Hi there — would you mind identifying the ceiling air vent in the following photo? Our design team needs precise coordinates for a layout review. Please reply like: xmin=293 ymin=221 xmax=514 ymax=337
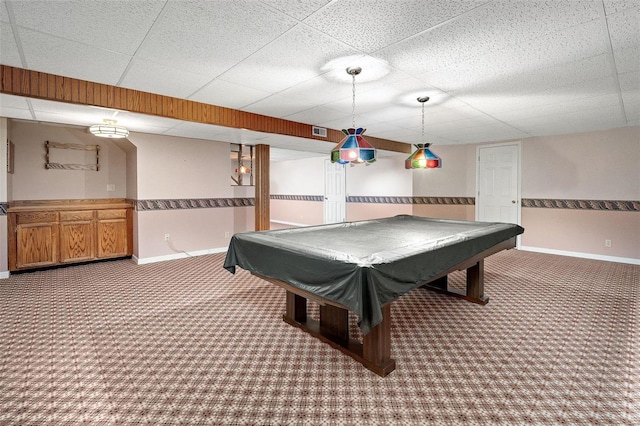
xmin=312 ymin=126 xmax=327 ymax=138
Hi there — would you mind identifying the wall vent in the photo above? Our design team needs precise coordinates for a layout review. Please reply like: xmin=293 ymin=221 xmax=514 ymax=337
xmin=312 ymin=126 xmax=327 ymax=137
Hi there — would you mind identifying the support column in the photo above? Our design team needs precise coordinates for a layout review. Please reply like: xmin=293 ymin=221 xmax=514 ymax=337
xmin=254 ymin=144 xmax=270 ymax=231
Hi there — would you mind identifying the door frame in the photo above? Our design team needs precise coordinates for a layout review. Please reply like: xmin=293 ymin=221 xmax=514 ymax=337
xmin=475 ymin=141 xmax=522 ymax=242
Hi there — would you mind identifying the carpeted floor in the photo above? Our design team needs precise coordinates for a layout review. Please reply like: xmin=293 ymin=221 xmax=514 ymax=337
xmin=0 ymin=249 xmax=638 ymax=425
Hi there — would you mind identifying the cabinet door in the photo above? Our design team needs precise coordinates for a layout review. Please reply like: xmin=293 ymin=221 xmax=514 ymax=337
xmin=97 ymin=209 xmax=128 ymax=258
xmin=16 ymin=222 xmax=58 ymax=269
xmin=59 ymin=211 xmax=95 ymax=263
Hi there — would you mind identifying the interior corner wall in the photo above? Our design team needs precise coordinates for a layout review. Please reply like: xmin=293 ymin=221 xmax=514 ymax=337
xmin=127 ymin=132 xmax=242 ymax=262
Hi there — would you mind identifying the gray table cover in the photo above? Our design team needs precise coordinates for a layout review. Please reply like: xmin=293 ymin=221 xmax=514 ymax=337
xmin=224 ymin=215 xmax=524 ymax=334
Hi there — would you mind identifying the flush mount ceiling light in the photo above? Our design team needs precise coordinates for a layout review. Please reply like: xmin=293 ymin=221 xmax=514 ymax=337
xmin=330 ymin=67 xmax=376 ymax=166
xmin=89 ymin=119 xmax=129 ymax=138
xmin=405 ymin=96 xmax=442 ymax=169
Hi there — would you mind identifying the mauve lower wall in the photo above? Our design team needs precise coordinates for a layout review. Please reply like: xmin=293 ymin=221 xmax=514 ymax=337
xmin=128 ymin=132 xmax=248 ymax=262
xmin=518 ymin=127 xmax=639 ymax=261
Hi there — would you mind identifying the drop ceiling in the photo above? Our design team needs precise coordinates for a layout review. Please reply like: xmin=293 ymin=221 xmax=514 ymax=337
xmin=0 ymin=0 xmax=638 ymax=162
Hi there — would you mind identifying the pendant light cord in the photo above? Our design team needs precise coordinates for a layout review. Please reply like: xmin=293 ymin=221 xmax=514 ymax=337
xmin=352 ymin=72 xmax=356 ymax=128
xmin=421 ymin=101 xmax=425 ymax=144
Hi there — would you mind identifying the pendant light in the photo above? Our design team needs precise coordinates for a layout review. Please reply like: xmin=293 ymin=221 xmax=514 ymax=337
xmin=405 ymin=97 xmax=441 ymax=169
xmin=330 ymin=67 xmax=376 ymax=166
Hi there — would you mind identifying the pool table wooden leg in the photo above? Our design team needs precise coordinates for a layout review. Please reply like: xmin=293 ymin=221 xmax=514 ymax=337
xmin=282 ymin=290 xmax=396 ymax=377
xmin=362 ymin=304 xmax=396 ymax=375
xmin=286 ymin=291 xmax=307 ymax=322
xmin=466 ymin=259 xmax=486 ymax=302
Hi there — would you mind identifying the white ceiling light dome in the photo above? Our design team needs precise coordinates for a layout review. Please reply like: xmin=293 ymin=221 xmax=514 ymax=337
xmin=89 ymin=119 xmax=129 ymax=138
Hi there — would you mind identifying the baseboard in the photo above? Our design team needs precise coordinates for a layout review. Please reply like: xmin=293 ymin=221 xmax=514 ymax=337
xmin=0 ymin=270 xmax=10 ymax=279
xmin=134 ymin=247 xmax=228 ymax=265
xmin=519 ymin=246 xmax=640 ymax=265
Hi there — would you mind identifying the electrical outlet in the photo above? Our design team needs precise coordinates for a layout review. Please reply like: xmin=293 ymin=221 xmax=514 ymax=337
xmin=605 ymin=239 xmax=611 ymax=247
xmin=164 ymin=233 xmax=170 ymax=241
xmin=224 ymin=231 xmax=230 ymax=238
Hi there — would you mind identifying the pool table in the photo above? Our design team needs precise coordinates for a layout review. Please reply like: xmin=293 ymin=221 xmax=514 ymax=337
xmin=224 ymin=215 xmax=524 ymax=376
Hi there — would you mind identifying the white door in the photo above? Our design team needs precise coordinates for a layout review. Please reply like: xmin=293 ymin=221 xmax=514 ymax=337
xmin=477 ymin=143 xmax=520 ymax=225
xmin=324 ymin=160 xmax=346 ymax=224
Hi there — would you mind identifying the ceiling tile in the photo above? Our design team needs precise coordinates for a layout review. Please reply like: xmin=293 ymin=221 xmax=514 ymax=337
xmin=0 ymin=1 xmax=9 ymax=22
xmin=216 ymin=24 xmax=360 ymax=92
xmin=619 ymin=71 xmax=640 ymax=91
xmin=613 ymin=45 xmax=640 ymax=73
xmin=120 ymin=58 xmax=213 ymax=99
xmin=283 ymin=106 xmax=351 ymax=127
xmin=508 ymin=105 xmax=626 ymax=136
xmin=495 ymin=92 xmax=623 ymax=123
xmin=606 ymin=6 xmax=640 ymax=52
xmin=378 ymin=0 xmax=600 ymax=75
xmin=603 ymin=0 xmax=639 ymax=15
xmin=18 ymin=28 xmax=130 ymax=85
xmin=241 ymin=92 xmax=316 ymax=119
xmin=0 ymin=107 xmax=33 ymax=120
xmin=456 ymin=76 xmax=620 ymax=115
xmin=9 ymin=0 xmax=165 ymax=55
xmin=0 ymin=94 xmax=30 ymax=109
xmin=164 ymin=121 xmax=232 ymax=141
xmin=134 ymin=0 xmax=298 ymax=78
xmin=0 ymin=23 xmax=22 ymax=67
xmin=303 ymin=0 xmax=489 ymax=53
xmin=260 ymin=0 xmax=332 ymax=21
xmin=189 ymin=79 xmax=272 ymax=110
xmin=429 ymin=121 xmax=530 ymax=143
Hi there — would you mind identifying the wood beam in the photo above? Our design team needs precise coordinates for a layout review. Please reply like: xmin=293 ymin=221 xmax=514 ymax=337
xmin=0 ymin=65 xmax=411 ymax=154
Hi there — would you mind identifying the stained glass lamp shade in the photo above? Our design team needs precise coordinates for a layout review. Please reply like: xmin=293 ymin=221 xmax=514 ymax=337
xmin=405 ymin=143 xmax=442 ymax=169
xmin=331 ymin=127 xmax=376 ymax=165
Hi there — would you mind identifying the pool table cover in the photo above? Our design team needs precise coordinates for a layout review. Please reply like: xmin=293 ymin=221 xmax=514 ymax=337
xmin=224 ymin=215 xmax=524 ymax=334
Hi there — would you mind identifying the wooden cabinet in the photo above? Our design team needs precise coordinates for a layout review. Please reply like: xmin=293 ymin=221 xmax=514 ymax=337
xmin=59 ymin=210 xmax=96 ymax=264
xmin=13 ymin=211 xmax=59 ymax=270
xmin=96 ymin=209 xmax=129 ymax=258
xmin=8 ymin=199 xmax=133 ymax=272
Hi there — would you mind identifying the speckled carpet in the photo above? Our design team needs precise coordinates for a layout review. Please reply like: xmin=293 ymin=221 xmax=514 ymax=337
xmin=1 ymin=250 xmax=638 ymax=425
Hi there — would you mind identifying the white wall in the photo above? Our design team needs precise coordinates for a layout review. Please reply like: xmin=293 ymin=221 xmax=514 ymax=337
xmin=347 ymin=153 xmax=413 ymax=196
xmin=271 ymin=156 xmax=325 ymax=195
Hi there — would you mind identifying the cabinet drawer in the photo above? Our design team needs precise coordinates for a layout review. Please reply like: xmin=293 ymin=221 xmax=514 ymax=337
xmin=98 ymin=209 xmax=127 ymax=220
xmin=15 ymin=211 xmax=57 ymax=224
xmin=60 ymin=210 xmax=94 ymax=222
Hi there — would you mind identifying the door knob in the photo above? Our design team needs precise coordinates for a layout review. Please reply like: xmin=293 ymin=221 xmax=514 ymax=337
xmin=512 ymin=200 xmax=517 ymax=204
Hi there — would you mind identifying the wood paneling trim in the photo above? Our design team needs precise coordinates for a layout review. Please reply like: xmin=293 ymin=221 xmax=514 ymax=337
xmin=0 ymin=65 xmax=410 ymax=154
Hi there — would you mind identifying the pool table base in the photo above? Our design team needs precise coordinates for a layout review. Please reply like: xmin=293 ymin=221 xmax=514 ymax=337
xmin=256 ymin=237 xmax=517 ymax=376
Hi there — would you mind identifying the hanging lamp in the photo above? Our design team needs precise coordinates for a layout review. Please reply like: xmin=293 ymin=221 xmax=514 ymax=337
xmin=330 ymin=67 xmax=376 ymax=166
xmin=405 ymin=97 xmax=441 ymax=169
